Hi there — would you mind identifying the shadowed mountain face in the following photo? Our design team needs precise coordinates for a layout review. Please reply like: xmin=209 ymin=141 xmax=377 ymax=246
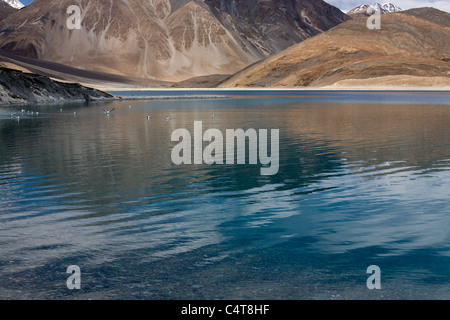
xmin=0 ymin=0 xmax=349 ymax=82
xmin=220 ymin=8 xmax=450 ymax=88
xmin=204 ymin=0 xmax=350 ymax=55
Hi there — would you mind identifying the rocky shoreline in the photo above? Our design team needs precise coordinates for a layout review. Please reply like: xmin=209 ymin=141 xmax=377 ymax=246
xmin=0 ymin=67 xmax=115 ymax=105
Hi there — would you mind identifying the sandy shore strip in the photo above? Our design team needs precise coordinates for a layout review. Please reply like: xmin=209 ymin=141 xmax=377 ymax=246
xmin=95 ymin=85 xmax=450 ymax=93
xmin=93 ymin=76 xmax=450 ymax=93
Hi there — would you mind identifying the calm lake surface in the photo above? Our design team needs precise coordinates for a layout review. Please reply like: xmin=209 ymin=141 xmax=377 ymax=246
xmin=0 ymin=91 xmax=449 ymax=299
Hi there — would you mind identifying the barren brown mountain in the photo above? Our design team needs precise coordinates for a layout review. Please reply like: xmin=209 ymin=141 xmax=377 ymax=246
xmin=221 ymin=8 xmax=450 ymax=88
xmin=0 ymin=0 xmax=349 ymax=82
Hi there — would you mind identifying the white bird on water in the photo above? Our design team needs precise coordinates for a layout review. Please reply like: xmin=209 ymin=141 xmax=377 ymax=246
xmin=166 ymin=116 xmax=170 ymax=121
xmin=147 ymin=115 xmax=152 ymax=120
xmin=211 ymin=113 xmax=215 ymax=118
xmin=103 ymin=108 xmax=115 ymax=115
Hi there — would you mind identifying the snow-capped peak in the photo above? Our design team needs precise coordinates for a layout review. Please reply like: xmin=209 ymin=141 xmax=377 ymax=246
xmin=2 ymin=0 xmax=25 ymax=10
xmin=348 ymin=3 xmax=402 ymax=14
xmin=378 ymin=3 xmax=402 ymax=13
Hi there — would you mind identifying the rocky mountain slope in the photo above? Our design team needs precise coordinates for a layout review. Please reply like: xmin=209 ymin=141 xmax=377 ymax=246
xmin=0 ymin=66 xmax=114 ymax=105
xmin=220 ymin=8 xmax=450 ymax=88
xmin=0 ymin=0 xmax=349 ymax=82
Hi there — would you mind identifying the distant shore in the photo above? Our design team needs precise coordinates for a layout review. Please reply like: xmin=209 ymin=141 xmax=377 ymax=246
xmin=100 ymin=86 xmax=450 ymax=93
xmin=116 ymin=94 xmax=229 ymax=100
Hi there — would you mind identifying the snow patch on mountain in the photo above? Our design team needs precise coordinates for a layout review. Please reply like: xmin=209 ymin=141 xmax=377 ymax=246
xmin=1 ymin=0 xmax=24 ymax=10
xmin=348 ymin=3 xmax=402 ymax=15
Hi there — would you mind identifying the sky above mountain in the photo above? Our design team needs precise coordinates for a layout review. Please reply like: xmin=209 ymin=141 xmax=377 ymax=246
xmin=19 ymin=0 xmax=450 ymax=13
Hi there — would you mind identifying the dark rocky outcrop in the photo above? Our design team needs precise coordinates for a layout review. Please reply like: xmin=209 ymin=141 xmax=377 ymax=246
xmin=0 ymin=66 xmax=114 ymax=105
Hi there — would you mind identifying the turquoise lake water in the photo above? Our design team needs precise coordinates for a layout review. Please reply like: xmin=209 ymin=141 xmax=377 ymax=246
xmin=0 ymin=91 xmax=449 ymax=299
